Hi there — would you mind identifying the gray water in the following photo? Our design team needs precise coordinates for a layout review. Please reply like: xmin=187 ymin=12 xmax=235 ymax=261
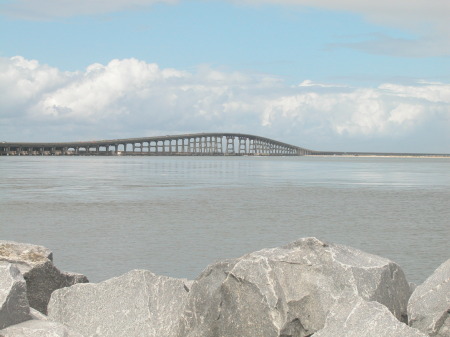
xmin=1 ymin=156 xmax=449 ymax=284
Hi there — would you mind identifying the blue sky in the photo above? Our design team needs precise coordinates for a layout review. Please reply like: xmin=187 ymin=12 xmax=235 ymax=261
xmin=1 ymin=0 xmax=449 ymax=152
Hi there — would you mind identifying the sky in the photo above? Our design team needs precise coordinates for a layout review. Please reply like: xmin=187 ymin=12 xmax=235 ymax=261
xmin=1 ymin=0 xmax=449 ymax=153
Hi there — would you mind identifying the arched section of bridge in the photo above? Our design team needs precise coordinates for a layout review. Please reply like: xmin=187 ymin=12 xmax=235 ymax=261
xmin=0 ymin=133 xmax=314 ymax=156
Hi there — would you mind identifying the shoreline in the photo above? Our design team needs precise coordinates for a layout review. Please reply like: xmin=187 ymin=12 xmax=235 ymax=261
xmin=307 ymin=154 xmax=450 ymax=158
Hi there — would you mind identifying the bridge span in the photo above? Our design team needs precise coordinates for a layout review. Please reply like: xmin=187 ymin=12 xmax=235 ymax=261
xmin=0 ymin=133 xmax=316 ymax=156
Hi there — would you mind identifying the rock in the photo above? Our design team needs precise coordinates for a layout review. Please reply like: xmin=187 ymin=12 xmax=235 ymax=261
xmin=312 ymin=296 xmax=427 ymax=337
xmin=408 ymin=258 xmax=450 ymax=337
xmin=177 ymin=259 xmax=238 ymax=337
xmin=0 ymin=263 xmax=31 ymax=329
xmin=0 ymin=242 xmax=53 ymax=262
xmin=47 ymin=269 xmax=191 ymax=337
xmin=0 ymin=241 xmax=88 ymax=314
xmin=409 ymin=282 xmax=417 ymax=293
xmin=30 ymin=308 xmax=48 ymax=321
xmin=0 ymin=320 xmax=85 ymax=337
xmin=62 ymin=272 xmax=88 ymax=285
xmin=21 ymin=261 xmax=88 ymax=315
xmin=177 ymin=237 xmax=412 ymax=337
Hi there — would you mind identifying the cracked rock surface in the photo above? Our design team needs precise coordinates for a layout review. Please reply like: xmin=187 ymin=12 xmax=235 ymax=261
xmin=0 ymin=319 xmax=85 ymax=337
xmin=408 ymin=258 xmax=450 ymax=337
xmin=177 ymin=237 xmax=412 ymax=337
xmin=312 ymin=296 xmax=427 ymax=337
xmin=47 ymin=269 xmax=191 ymax=337
xmin=0 ymin=263 xmax=31 ymax=330
xmin=0 ymin=241 xmax=88 ymax=315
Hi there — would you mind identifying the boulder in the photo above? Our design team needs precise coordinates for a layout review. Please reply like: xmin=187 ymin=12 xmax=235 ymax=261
xmin=0 ymin=263 xmax=31 ymax=329
xmin=408 ymin=258 xmax=450 ymax=337
xmin=0 ymin=240 xmax=88 ymax=314
xmin=312 ymin=296 xmax=427 ymax=337
xmin=48 ymin=269 xmax=191 ymax=337
xmin=0 ymin=241 xmax=53 ymax=262
xmin=177 ymin=237 xmax=412 ymax=337
xmin=20 ymin=260 xmax=88 ymax=315
xmin=0 ymin=320 xmax=85 ymax=337
xmin=30 ymin=307 xmax=48 ymax=321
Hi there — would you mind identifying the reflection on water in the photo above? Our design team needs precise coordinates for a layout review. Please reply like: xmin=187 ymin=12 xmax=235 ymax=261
xmin=1 ymin=156 xmax=449 ymax=283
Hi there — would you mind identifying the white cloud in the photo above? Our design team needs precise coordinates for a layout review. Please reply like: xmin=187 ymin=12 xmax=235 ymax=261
xmin=241 ymin=0 xmax=449 ymax=31
xmin=235 ymin=0 xmax=450 ymax=57
xmin=380 ymin=82 xmax=450 ymax=103
xmin=0 ymin=56 xmax=74 ymax=124
xmin=31 ymin=58 xmax=187 ymax=119
xmin=1 ymin=0 xmax=177 ymax=19
xmin=330 ymin=33 xmax=450 ymax=58
xmin=3 ymin=0 xmax=448 ymax=56
xmin=4 ymin=0 xmax=448 ymax=37
xmin=1 ymin=56 xmax=449 ymax=152
xmin=388 ymin=104 xmax=424 ymax=125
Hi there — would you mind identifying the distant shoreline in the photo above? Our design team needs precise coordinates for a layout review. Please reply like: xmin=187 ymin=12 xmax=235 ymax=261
xmin=308 ymin=154 xmax=450 ymax=158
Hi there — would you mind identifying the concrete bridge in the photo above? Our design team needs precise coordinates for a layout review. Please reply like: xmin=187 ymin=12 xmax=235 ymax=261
xmin=0 ymin=133 xmax=316 ymax=156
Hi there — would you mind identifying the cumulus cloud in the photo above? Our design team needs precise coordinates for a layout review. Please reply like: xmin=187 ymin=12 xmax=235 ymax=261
xmin=1 ymin=56 xmax=449 ymax=152
xmin=0 ymin=56 xmax=69 ymax=112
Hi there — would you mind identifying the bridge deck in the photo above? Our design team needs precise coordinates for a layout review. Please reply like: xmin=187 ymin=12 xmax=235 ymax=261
xmin=0 ymin=133 xmax=314 ymax=156
xmin=2 ymin=133 xmax=449 ymax=157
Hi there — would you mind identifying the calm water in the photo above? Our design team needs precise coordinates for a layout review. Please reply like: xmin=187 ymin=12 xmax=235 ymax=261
xmin=1 ymin=156 xmax=449 ymax=284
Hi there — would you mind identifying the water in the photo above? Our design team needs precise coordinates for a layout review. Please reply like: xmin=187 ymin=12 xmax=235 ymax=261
xmin=1 ymin=156 xmax=449 ymax=284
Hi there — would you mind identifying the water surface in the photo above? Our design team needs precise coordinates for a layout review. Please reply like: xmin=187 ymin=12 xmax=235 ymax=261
xmin=1 ymin=156 xmax=449 ymax=283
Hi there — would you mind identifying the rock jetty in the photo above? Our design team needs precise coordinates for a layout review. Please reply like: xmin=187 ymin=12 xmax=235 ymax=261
xmin=0 ymin=240 xmax=88 ymax=315
xmin=0 ymin=238 xmax=448 ymax=337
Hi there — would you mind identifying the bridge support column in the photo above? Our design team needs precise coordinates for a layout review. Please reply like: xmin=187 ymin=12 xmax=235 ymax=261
xmin=204 ymin=137 xmax=208 ymax=153
xmin=196 ymin=137 xmax=200 ymax=153
xmin=201 ymin=137 xmax=206 ymax=153
xmin=217 ymin=136 xmax=223 ymax=154
xmin=226 ymin=136 xmax=234 ymax=154
xmin=239 ymin=137 xmax=247 ymax=154
xmin=188 ymin=138 xmax=193 ymax=153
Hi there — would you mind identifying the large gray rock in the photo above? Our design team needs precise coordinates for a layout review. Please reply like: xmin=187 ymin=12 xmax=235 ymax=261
xmin=312 ymin=296 xmax=427 ymax=337
xmin=0 ymin=264 xmax=31 ymax=329
xmin=178 ymin=237 xmax=412 ymax=337
xmin=408 ymin=258 xmax=450 ymax=337
xmin=29 ymin=307 xmax=48 ymax=321
xmin=0 ymin=320 xmax=85 ymax=337
xmin=0 ymin=241 xmax=88 ymax=314
xmin=48 ymin=269 xmax=191 ymax=337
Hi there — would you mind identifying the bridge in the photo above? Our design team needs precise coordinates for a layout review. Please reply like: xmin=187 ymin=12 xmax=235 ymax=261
xmin=0 ymin=133 xmax=317 ymax=156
